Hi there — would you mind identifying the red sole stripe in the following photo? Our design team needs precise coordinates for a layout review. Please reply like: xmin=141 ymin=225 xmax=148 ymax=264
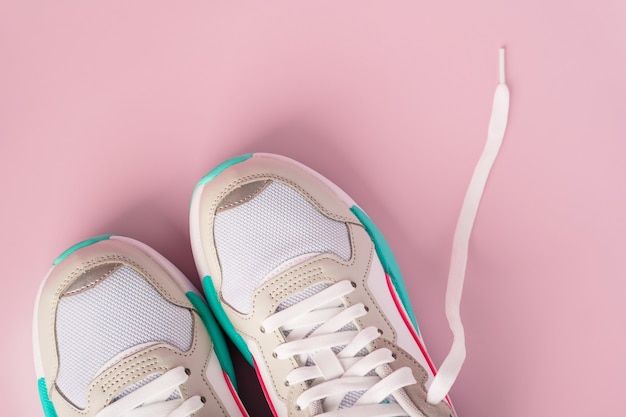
xmin=253 ymin=358 xmax=279 ymax=417
xmin=223 ymin=371 xmax=249 ymax=417
xmin=384 ymin=273 xmax=453 ymax=407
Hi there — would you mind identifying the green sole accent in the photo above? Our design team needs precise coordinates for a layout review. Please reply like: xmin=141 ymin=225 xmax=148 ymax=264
xmin=350 ymin=206 xmax=421 ymax=336
xmin=52 ymin=234 xmax=112 ymax=266
xmin=195 ymin=153 xmax=253 ymax=191
xmin=202 ymin=276 xmax=253 ymax=366
xmin=38 ymin=378 xmax=58 ymax=417
xmin=186 ymin=292 xmax=238 ymax=391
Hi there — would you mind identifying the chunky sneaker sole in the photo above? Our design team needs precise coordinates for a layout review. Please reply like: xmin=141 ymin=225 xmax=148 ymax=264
xmin=190 ymin=153 xmax=456 ymax=417
xmin=33 ymin=235 xmax=247 ymax=417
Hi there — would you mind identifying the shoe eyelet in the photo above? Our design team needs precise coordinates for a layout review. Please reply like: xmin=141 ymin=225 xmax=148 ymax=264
xmin=200 ymin=396 xmax=206 ymax=403
xmin=377 ymin=328 xmax=383 ymax=335
xmin=364 ymin=305 xmax=369 ymax=312
xmin=351 ymin=281 xmax=357 ymax=288
xmin=260 ymin=326 xmax=266 ymax=333
xmin=272 ymin=352 xmax=278 ymax=358
xmin=295 ymin=405 xmax=301 ymax=411
xmin=184 ymin=368 xmax=191 ymax=375
xmin=284 ymin=380 xmax=290 ymax=387
xmin=392 ymin=352 xmax=397 ymax=359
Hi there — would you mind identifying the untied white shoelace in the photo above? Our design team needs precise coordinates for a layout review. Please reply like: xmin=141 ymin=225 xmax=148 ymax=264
xmin=261 ymin=48 xmax=511 ymax=415
xmin=427 ymin=47 xmax=510 ymax=404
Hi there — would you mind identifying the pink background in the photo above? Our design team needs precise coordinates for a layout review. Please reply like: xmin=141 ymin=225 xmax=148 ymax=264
xmin=2 ymin=1 xmax=625 ymax=416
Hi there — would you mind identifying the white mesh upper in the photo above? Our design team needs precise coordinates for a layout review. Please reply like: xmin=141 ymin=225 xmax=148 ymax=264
xmin=55 ymin=266 xmax=193 ymax=409
xmin=214 ymin=181 xmax=351 ymax=314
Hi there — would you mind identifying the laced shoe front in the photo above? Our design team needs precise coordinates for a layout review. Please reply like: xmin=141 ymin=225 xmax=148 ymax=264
xmin=263 ymin=280 xmax=424 ymax=417
xmin=191 ymin=154 xmax=456 ymax=417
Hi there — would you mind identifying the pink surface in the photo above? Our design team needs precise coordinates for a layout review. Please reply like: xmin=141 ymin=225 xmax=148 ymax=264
xmin=2 ymin=1 xmax=625 ymax=416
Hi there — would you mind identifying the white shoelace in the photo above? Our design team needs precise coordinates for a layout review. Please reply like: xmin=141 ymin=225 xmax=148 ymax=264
xmin=95 ymin=367 xmax=204 ymax=417
xmin=263 ymin=48 xmax=510 ymax=414
xmin=427 ymin=48 xmax=510 ymax=404
xmin=263 ymin=280 xmax=419 ymax=417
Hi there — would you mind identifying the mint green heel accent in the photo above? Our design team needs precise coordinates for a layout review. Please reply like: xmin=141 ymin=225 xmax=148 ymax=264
xmin=52 ymin=235 xmax=112 ymax=266
xmin=38 ymin=378 xmax=58 ymax=417
xmin=350 ymin=206 xmax=421 ymax=336
xmin=195 ymin=153 xmax=253 ymax=191
xmin=186 ymin=292 xmax=238 ymax=390
xmin=202 ymin=276 xmax=253 ymax=366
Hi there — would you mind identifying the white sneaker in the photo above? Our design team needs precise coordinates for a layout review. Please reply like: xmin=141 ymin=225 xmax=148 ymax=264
xmin=33 ymin=235 xmax=248 ymax=417
xmin=190 ymin=153 xmax=457 ymax=417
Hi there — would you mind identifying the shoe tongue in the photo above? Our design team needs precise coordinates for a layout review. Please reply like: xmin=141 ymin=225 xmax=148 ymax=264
xmin=95 ymin=343 xmax=181 ymax=404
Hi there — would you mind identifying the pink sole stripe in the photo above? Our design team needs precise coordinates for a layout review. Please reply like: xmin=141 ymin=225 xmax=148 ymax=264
xmin=253 ymin=359 xmax=279 ymax=417
xmin=223 ymin=371 xmax=249 ymax=417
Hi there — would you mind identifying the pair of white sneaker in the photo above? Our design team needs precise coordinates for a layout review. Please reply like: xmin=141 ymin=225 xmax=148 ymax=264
xmin=34 ymin=153 xmax=464 ymax=417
